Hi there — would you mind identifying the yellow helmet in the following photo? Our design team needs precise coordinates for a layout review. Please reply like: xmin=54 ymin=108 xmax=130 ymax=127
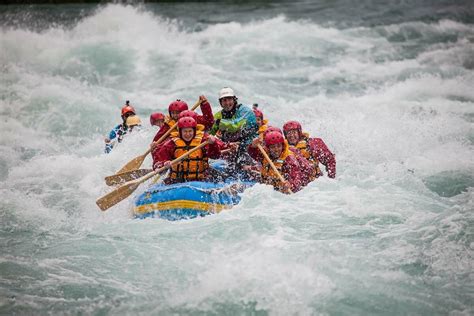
xmin=126 ymin=115 xmax=142 ymax=127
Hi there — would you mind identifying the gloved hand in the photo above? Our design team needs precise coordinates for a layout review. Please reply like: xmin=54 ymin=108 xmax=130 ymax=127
xmin=207 ymin=135 xmax=216 ymax=144
xmin=199 ymin=95 xmax=209 ymax=105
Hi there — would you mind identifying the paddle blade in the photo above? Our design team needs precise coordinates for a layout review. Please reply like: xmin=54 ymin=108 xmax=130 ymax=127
xmin=105 ymin=169 xmax=153 ymax=186
xmin=116 ymin=152 xmax=147 ymax=174
xmin=96 ymin=182 xmax=140 ymax=211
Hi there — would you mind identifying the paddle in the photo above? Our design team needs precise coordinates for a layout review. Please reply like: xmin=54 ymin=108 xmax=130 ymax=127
xmin=257 ymin=144 xmax=293 ymax=194
xmin=151 ymin=173 xmax=162 ymax=184
xmin=105 ymin=169 xmax=153 ymax=186
xmin=97 ymin=140 xmax=210 ymax=211
xmin=114 ymin=99 xmax=203 ymax=174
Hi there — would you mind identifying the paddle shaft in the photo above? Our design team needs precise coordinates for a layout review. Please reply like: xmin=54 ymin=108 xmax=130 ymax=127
xmin=105 ymin=169 xmax=153 ymax=186
xmin=257 ymin=144 xmax=293 ymax=194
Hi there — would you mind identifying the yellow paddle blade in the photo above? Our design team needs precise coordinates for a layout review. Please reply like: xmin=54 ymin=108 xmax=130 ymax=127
xmin=105 ymin=169 xmax=153 ymax=186
xmin=98 ymin=140 xmax=210 ymax=212
xmin=96 ymin=181 xmax=140 ymax=211
xmin=115 ymin=150 xmax=149 ymax=174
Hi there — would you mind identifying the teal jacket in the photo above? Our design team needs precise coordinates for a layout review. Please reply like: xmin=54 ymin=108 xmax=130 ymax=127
xmin=210 ymin=104 xmax=258 ymax=147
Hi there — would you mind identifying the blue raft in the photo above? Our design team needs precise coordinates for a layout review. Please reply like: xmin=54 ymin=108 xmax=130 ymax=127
xmin=133 ymin=181 xmax=253 ymax=220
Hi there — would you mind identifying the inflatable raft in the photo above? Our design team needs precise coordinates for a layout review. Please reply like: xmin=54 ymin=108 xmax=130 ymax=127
xmin=133 ymin=180 xmax=253 ymax=220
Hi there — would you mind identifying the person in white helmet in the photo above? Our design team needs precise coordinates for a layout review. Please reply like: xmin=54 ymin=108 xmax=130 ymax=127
xmin=210 ymin=87 xmax=258 ymax=179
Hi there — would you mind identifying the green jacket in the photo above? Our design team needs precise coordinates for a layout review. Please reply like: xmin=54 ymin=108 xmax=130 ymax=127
xmin=210 ymin=104 xmax=258 ymax=146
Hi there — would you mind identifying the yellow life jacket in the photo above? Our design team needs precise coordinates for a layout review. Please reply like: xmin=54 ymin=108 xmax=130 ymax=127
xmin=170 ymin=130 xmax=208 ymax=182
xmin=261 ymin=142 xmax=293 ymax=190
xmin=291 ymin=132 xmax=321 ymax=178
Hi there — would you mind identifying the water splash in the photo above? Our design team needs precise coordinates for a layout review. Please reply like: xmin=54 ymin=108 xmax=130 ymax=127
xmin=1 ymin=3 xmax=473 ymax=315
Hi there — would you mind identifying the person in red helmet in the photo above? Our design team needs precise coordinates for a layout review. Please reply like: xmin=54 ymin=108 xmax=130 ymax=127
xmin=248 ymin=131 xmax=313 ymax=193
xmin=253 ymin=109 xmax=269 ymax=139
xmin=253 ymin=109 xmax=265 ymax=126
xmin=283 ymin=121 xmax=336 ymax=179
xmin=149 ymin=99 xmax=188 ymax=146
xmin=104 ymin=100 xmax=139 ymax=153
xmin=177 ymin=109 xmax=214 ymax=132
xmin=178 ymin=110 xmax=198 ymax=121
xmin=151 ymin=96 xmax=214 ymax=146
xmin=241 ymin=125 xmax=282 ymax=178
xmin=168 ymin=100 xmax=189 ymax=121
xmin=150 ymin=112 xmax=165 ymax=128
xmin=262 ymin=126 xmax=315 ymax=166
xmin=264 ymin=126 xmax=283 ymax=135
xmin=121 ymin=101 xmax=136 ymax=118
xmin=152 ymin=117 xmax=221 ymax=184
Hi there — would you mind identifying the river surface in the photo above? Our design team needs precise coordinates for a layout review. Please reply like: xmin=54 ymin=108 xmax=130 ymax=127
xmin=1 ymin=1 xmax=473 ymax=315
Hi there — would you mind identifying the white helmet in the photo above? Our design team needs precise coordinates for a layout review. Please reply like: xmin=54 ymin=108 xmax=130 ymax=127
xmin=219 ymin=87 xmax=235 ymax=99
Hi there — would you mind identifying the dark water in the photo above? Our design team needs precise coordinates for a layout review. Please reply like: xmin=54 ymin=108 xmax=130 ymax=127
xmin=2 ymin=1 xmax=473 ymax=31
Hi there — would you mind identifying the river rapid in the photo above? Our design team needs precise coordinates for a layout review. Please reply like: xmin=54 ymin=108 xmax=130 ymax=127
xmin=1 ymin=2 xmax=473 ymax=315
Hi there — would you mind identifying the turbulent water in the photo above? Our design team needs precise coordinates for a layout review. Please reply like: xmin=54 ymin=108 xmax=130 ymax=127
xmin=1 ymin=1 xmax=473 ymax=315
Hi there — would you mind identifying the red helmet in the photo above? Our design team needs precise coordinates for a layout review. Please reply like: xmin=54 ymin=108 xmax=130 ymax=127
xmin=168 ymin=100 xmax=188 ymax=114
xmin=121 ymin=105 xmax=136 ymax=116
xmin=264 ymin=126 xmax=283 ymax=135
xmin=149 ymin=112 xmax=165 ymax=125
xmin=283 ymin=121 xmax=302 ymax=135
xmin=264 ymin=131 xmax=285 ymax=146
xmin=177 ymin=117 xmax=197 ymax=129
xmin=253 ymin=109 xmax=263 ymax=119
xmin=178 ymin=110 xmax=199 ymax=121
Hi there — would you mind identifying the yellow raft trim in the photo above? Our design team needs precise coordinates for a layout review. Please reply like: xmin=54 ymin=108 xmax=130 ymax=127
xmin=134 ymin=200 xmax=232 ymax=215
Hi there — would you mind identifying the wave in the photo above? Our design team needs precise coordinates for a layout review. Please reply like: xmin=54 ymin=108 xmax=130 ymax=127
xmin=1 ymin=4 xmax=473 ymax=314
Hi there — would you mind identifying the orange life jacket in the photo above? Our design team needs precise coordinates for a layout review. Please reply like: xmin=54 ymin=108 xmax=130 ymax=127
xmin=170 ymin=130 xmax=209 ymax=182
xmin=261 ymin=142 xmax=293 ymax=190
xmin=165 ymin=115 xmax=177 ymax=128
xmin=291 ymin=133 xmax=322 ymax=178
xmin=258 ymin=122 xmax=268 ymax=140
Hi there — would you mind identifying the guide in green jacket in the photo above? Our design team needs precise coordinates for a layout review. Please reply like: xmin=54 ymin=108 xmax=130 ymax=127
xmin=210 ymin=87 xmax=258 ymax=179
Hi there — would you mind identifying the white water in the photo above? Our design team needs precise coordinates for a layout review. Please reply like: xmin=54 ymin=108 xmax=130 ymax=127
xmin=1 ymin=4 xmax=473 ymax=315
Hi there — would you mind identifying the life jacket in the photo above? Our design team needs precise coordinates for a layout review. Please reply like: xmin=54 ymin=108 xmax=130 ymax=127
xmin=261 ymin=142 xmax=293 ymax=190
xmin=291 ymin=132 xmax=322 ymax=178
xmin=196 ymin=124 xmax=205 ymax=132
xmin=257 ymin=121 xmax=268 ymax=140
xmin=116 ymin=124 xmax=127 ymax=143
xmin=165 ymin=115 xmax=177 ymax=128
xmin=169 ymin=130 xmax=209 ymax=182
